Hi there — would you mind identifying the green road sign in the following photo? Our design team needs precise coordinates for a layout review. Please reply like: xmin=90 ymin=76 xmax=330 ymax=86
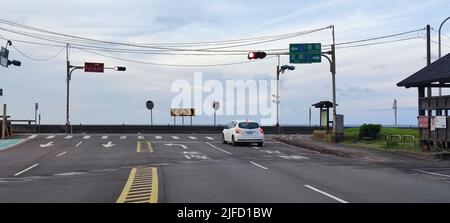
xmin=289 ymin=43 xmax=321 ymax=64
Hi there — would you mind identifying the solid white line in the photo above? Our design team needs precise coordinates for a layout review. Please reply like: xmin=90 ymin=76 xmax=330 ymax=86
xmin=172 ymin=136 xmax=179 ymax=139
xmin=14 ymin=164 xmax=39 ymax=176
xmin=414 ymin=169 xmax=450 ymax=178
xmin=155 ymin=136 xmax=162 ymax=139
xmin=46 ymin=135 xmax=55 ymax=139
xmin=75 ymin=141 xmax=82 ymax=147
xmin=56 ymin=151 xmax=67 ymax=157
xmin=304 ymin=185 xmax=348 ymax=203
xmin=206 ymin=142 xmax=232 ymax=155
xmin=189 ymin=136 xmax=197 ymax=140
xmin=249 ymin=161 xmax=268 ymax=170
xmin=28 ymin=135 xmax=38 ymax=139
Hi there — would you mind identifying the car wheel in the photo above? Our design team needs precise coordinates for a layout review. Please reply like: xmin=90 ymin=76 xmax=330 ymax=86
xmin=231 ymin=135 xmax=237 ymax=146
xmin=222 ymin=134 xmax=227 ymax=144
xmin=257 ymin=142 xmax=264 ymax=147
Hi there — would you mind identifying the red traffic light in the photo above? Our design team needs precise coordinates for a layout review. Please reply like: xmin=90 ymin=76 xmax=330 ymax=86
xmin=248 ymin=52 xmax=266 ymax=60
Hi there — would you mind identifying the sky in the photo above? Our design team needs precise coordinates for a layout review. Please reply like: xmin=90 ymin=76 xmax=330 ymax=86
xmin=1 ymin=0 xmax=450 ymax=126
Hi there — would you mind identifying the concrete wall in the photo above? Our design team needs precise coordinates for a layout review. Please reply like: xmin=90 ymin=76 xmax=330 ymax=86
xmin=12 ymin=124 xmax=321 ymax=134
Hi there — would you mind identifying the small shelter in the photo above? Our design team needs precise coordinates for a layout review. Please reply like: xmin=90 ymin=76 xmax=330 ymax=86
xmin=397 ymin=53 xmax=450 ymax=149
xmin=311 ymin=101 xmax=337 ymax=130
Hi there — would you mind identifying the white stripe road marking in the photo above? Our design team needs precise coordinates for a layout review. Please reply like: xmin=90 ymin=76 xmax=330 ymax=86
xmin=56 ymin=151 xmax=67 ymax=157
xmin=46 ymin=135 xmax=55 ymax=139
xmin=414 ymin=169 xmax=450 ymax=178
xmin=205 ymin=137 xmax=214 ymax=140
xmin=249 ymin=161 xmax=268 ymax=170
xmin=120 ymin=136 xmax=127 ymax=140
xmin=28 ymin=135 xmax=37 ymax=139
xmin=138 ymin=136 xmax=144 ymax=140
xmin=75 ymin=141 xmax=82 ymax=147
xmin=172 ymin=136 xmax=179 ymax=139
xmin=155 ymin=136 xmax=162 ymax=139
xmin=102 ymin=136 xmax=108 ymax=139
xmin=14 ymin=164 xmax=39 ymax=176
xmin=304 ymin=185 xmax=348 ymax=203
xmin=189 ymin=136 xmax=197 ymax=140
xmin=206 ymin=142 xmax=232 ymax=155
xmin=83 ymin=135 xmax=90 ymax=139
xmin=65 ymin=135 xmax=73 ymax=139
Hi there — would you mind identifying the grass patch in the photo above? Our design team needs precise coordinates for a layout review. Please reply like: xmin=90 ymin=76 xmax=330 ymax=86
xmin=342 ymin=127 xmax=421 ymax=152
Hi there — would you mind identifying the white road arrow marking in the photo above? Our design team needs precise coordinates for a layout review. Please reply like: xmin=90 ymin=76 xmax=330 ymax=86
xmin=65 ymin=135 xmax=73 ymax=139
xmin=40 ymin=141 xmax=54 ymax=148
xmin=102 ymin=141 xmax=115 ymax=148
xmin=165 ymin=143 xmax=187 ymax=149
xmin=46 ymin=135 xmax=55 ymax=139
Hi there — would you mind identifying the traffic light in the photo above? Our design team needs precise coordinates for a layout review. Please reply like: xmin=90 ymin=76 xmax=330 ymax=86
xmin=7 ymin=60 xmax=21 ymax=67
xmin=248 ymin=52 xmax=267 ymax=60
xmin=114 ymin=66 xmax=126 ymax=71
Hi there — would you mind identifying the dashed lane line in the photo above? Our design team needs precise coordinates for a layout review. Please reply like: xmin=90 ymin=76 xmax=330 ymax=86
xmin=46 ymin=135 xmax=55 ymax=139
xmin=304 ymin=185 xmax=348 ymax=203
xmin=56 ymin=151 xmax=68 ymax=157
xmin=28 ymin=135 xmax=37 ymax=139
xmin=414 ymin=169 xmax=450 ymax=178
xmin=171 ymin=136 xmax=179 ymax=140
xmin=138 ymin=136 xmax=145 ymax=140
xmin=189 ymin=136 xmax=197 ymax=140
xmin=120 ymin=136 xmax=127 ymax=140
xmin=205 ymin=137 xmax=214 ymax=140
xmin=155 ymin=136 xmax=162 ymax=140
xmin=116 ymin=167 xmax=158 ymax=203
xmin=249 ymin=161 xmax=268 ymax=170
xmin=75 ymin=141 xmax=82 ymax=147
xmin=102 ymin=136 xmax=108 ymax=139
xmin=14 ymin=164 xmax=39 ymax=176
xmin=205 ymin=142 xmax=232 ymax=155
xmin=83 ymin=135 xmax=90 ymax=139
xmin=65 ymin=135 xmax=73 ymax=139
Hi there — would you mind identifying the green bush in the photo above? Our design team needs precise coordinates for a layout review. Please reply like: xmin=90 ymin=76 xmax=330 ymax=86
xmin=359 ymin=124 xmax=382 ymax=140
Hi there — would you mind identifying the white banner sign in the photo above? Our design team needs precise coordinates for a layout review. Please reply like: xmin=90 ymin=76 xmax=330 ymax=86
xmin=435 ymin=116 xmax=447 ymax=129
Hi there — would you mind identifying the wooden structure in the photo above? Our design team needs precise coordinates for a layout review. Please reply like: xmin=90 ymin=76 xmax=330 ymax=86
xmin=397 ymin=53 xmax=450 ymax=149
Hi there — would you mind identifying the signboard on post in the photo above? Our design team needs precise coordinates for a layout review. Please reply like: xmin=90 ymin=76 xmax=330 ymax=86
xmin=84 ymin=62 xmax=104 ymax=73
xmin=289 ymin=43 xmax=321 ymax=64
xmin=170 ymin=108 xmax=196 ymax=116
xmin=0 ymin=88 xmax=3 ymax=96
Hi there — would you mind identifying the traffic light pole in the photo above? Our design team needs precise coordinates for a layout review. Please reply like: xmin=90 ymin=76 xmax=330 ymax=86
xmin=321 ymin=25 xmax=337 ymax=138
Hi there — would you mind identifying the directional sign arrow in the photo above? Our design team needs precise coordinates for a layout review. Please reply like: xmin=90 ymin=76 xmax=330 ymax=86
xmin=102 ymin=141 xmax=115 ymax=148
xmin=164 ymin=143 xmax=187 ymax=149
xmin=40 ymin=141 xmax=54 ymax=148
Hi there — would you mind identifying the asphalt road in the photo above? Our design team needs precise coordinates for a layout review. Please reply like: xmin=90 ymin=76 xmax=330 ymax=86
xmin=0 ymin=133 xmax=450 ymax=203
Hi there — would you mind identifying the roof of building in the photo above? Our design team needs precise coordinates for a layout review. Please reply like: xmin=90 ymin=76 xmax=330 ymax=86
xmin=397 ymin=53 xmax=450 ymax=88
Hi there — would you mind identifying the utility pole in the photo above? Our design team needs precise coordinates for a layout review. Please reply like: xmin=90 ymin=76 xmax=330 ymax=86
xmin=309 ymin=107 xmax=311 ymax=126
xmin=65 ymin=43 xmax=70 ymax=133
xmin=276 ymin=55 xmax=280 ymax=129
xmin=2 ymin=104 xmax=6 ymax=139
xmin=331 ymin=25 xmax=337 ymax=136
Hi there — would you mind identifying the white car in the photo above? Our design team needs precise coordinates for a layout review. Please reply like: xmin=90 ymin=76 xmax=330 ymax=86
xmin=222 ymin=120 xmax=264 ymax=146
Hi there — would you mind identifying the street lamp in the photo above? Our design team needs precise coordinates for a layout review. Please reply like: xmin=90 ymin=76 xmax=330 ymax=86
xmin=438 ymin=16 xmax=450 ymax=96
xmin=274 ymin=56 xmax=295 ymax=129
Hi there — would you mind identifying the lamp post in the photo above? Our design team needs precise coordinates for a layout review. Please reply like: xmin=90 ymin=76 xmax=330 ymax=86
xmin=438 ymin=16 xmax=450 ymax=96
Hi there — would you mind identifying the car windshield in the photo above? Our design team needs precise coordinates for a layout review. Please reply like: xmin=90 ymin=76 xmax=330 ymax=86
xmin=238 ymin=122 xmax=259 ymax=129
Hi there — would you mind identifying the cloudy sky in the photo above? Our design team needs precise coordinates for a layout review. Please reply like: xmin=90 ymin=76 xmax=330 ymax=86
xmin=1 ymin=0 xmax=450 ymax=126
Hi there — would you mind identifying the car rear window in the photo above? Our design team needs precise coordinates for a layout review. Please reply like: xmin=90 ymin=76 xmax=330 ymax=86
xmin=238 ymin=122 xmax=259 ymax=129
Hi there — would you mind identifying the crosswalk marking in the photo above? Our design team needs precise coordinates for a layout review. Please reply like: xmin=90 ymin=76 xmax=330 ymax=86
xmin=28 ymin=135 xmax=37 ymax=139
xmin=155 ymin=136 xmax=162 ymax=140
xmin=120 ymin=136 xmax=127 ymax=140
xmin=46 ymin=135 xmax=55 ymax=139
xmin=102 ymin=136 xmax=108 ymax=139
xmin=65 ymin=135 xmax=73 ymax=139
xmin=189 ymin=136 xmax=197 ymax=140
xmin=205 ymin=137 xmax=214 ymax=140
xmin=171 ymin=136 xmax=179 ymax=139
xmin=138 ymin=135 xmax=144 ymax=140
xmin=83 ymin=135 xmax=90 ymax=139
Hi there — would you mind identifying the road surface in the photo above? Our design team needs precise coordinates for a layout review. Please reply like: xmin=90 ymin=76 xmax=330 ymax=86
xmin=0 ymin=133 xmax=450 ymax=202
